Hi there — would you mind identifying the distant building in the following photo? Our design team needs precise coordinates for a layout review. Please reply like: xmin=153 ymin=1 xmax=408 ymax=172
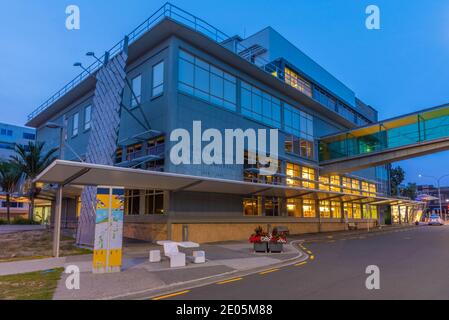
xmin=417 ymin=185 xmax=449 ymax=215
xmin=0 ymin=122 xmax=36 ymax=161
xmin=0 ymin=122 xmax=35 ymax=221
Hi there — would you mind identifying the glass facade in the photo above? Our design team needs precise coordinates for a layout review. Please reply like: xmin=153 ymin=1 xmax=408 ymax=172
xmin=286 ymin=163 xmax=316 ymax=189
xmin=319 ymin=104 xmax=449 ymax=162
xmin=179 ymin=50 xmax=237 ymax=111
xmin=284 ymin=103 xmax=314 ymax=139
xmin=241 ymin=81 xmax=281 ymax=128
xmin=284 ymin=67 xmax=312 ymax=97
xmin=303 ymin=200 xmax=316 ymax=218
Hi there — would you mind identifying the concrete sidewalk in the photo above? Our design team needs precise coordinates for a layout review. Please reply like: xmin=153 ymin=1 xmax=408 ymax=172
xmin=53 ymin=241 xmax=302 ymax=300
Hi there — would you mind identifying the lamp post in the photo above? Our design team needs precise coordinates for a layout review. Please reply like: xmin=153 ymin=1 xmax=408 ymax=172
xmin=45 ymin=122 xmax=65 ymax=257
xmin=419 ymin=174 xmax=449 ymax=221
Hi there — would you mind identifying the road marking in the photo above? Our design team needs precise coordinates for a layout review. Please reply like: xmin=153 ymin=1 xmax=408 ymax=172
xmin=306 ymin=250 xmax=313 ymax=255
xmin=295 ymin=261 xmax=308 ymax=267
xmin=327 ymin=236 xmax=333 ymax=239
xmin=310 ymin=255 xmax=315 ymax=260
xmin=216 ymin=277 xmax=243 ymax=285
xmin=152 ymin=290 xmax=190 ymax=300
xmin=259 ymin=268 xmax=280 ymax=275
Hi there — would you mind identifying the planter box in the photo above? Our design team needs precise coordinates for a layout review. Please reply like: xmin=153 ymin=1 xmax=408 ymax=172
xmin=268 ymin=242 xmax=283 ymax=253
xmin=253 ymin=242 xmax=268 ymax=253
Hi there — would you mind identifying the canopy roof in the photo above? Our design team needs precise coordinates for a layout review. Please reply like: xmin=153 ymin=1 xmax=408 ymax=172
xmin=34 ymin=160 xmax=421 ymax=205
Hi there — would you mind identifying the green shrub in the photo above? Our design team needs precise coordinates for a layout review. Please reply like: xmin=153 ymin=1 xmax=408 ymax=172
xmin=12 ymin=217 xmax=40 ymax=225
xmin=0 ymin=219 xmax=7 ymax=225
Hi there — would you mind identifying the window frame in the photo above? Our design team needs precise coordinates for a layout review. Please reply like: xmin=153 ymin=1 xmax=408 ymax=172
xmin=152 ymin=61 xmax=164 ymax=98
xmin=72 ymin=112 xmax=79 ymax=137
xmin=84 ymin=105 xmax=92 ymax=131
xmin=130 ymin=74 xmax=142 ymax=108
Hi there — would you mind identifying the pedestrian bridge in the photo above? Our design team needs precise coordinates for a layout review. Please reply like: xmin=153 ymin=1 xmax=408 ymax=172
xmin=319 ymin=103 xmax=449 ymax=174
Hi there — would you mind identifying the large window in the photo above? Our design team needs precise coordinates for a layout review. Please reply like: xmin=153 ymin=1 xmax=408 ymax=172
xmin=344 ymin=203 xmax=353 ymax=219
xmin=319 ymin=200 xmax=331 ymax=218
xmin=353 ymin=203 xmax=362 ymax=219
xmin=23 ymin=132 xmax=35 ymax=140
xmin=124 ymin=189 xmax=140 ymax=215
xmin=286 ymin=163 xmax=300 ymax=187
xmin=330 ymin=175 xmax=341 ymax=192
xmin=131 ymin=75 xmax=142 ymax=108
xmin=302 ymin=167 xmax=316 ymax=189
xmin=303 ymin=200 xmax=316 ymax=218
xmin=286 ymin=163 xmax=316 ymax=189
xmin=284 ymin=104 xmax=314 ymax=140
xmin=84 ymin=105 xmax=92 ymax=131
xmin=241 ymin=81 xmax=281 ymax=128
xmin=243 ymin=197 xmax=262 ymax=216
xmin=287 ymin=199 xmax=301 ymax=217
xmin=265 ymin=197 xmax=281 ymax=216
xmin=144 ymin=190 xmax=164 ymax=214
xmin=72 ymin=113 xmax=79 ymax=137
xmin=284 ymin=67 xmax=312 ymax=97
xmin=331 ymin=201 xmax=341 ymax=219
xmin=178 ymin=50 xmax=236 ymax=111
xmin=152 ymin=61 xmax=164 ymax=97
xmin=285 ymin=135 xmax=314 ymax=159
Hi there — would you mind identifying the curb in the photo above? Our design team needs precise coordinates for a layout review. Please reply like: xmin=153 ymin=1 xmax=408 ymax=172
xmin=100 ymin=240 xmax=307 ymax=300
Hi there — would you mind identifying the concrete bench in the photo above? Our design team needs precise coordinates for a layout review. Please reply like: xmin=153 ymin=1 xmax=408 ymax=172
xmin=191 ymin=251 xmax=206 ymax=264
xmin=348 ymin=222 xmax=358 ymax=230
xmin=163 ymin=243 xmax=186 ymax=268
xmin=149 ymin=250 xmax=161 ymax=263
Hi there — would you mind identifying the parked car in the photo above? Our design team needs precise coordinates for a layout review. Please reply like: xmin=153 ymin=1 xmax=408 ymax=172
xmin=429 ymin=214 xmax=444 ymax=226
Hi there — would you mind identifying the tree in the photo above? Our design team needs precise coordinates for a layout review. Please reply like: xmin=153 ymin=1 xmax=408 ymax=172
xmin=401 ymin=183 xmax=417 ymax=200
xmin=10 ymin=142 xmax=58 ymax=220
xmin=0 ymin=162 xmax=21 ymax=223
xmin=390 ymin=166 xmax=405 ymax=196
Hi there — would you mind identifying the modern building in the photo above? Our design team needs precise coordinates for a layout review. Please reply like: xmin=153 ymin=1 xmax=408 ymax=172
xmin=27 ymin=4 xmax=422 ymax=244
xmin=417 ymin=184 xmax=449 ymax=216
xmin=0 ymin=123 xmax=35 ymax=220
xmin=0 ymin=122 xmax=35 ymax=161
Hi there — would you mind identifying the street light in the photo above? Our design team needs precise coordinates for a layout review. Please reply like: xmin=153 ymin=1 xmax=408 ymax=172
xmin=418 ymin=173 xmax=449 ymax=221
xmin=86 ymin=52 xmax=103 ymax=65
xmin=73 ymin=62 xmax=91 ymax=75
xmin=45 ymin=122 xmax=65 ymax=258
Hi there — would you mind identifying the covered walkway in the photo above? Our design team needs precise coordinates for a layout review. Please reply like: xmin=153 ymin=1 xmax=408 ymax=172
xmin=319 ymin=103 xmax=449 ymax=173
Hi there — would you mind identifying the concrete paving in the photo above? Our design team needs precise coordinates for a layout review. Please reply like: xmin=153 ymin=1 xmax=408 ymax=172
xmin=0 ymin=225 xmax=46 ymax=234
xmin=53 ymin=240 xmax=303 ymax=300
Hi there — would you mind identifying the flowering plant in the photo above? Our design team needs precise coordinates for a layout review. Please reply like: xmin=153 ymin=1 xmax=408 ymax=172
xmin=249 ymin=226 xmax=287 ymax=244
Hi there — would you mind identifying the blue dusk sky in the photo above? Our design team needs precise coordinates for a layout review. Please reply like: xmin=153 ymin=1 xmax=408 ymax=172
xmin=0 ymin=0 xmax=448 ymax=184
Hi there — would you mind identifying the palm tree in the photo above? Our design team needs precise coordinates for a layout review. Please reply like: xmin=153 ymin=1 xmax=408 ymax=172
xmin=10 ymin=142 xmax=58 ymax=220
xmin=0 ymin=162 xmax=21 ymax=223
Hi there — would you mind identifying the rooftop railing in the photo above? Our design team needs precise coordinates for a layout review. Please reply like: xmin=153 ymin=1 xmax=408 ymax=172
xmin=28 ymin=2 xmax=363 ymax=124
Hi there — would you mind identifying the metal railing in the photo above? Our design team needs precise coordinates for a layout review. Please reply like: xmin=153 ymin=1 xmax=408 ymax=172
xmin=28 ymin=2 xmax=363 ymax=124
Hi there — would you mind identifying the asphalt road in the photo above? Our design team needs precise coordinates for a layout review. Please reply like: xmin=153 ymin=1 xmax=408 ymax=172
xmin=160 ymin=225 xmax=449 ymax=300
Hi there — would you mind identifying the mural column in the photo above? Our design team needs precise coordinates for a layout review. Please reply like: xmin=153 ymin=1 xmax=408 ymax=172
xmin=76 ymin=48 xmax=128 ymax=246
